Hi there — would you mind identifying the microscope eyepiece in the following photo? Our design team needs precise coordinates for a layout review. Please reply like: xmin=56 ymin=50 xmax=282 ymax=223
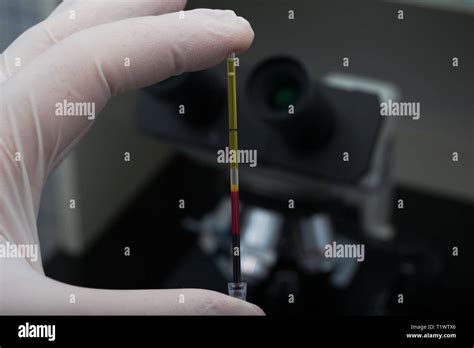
xmin=248 ymin=57 xmax=335 ymax=152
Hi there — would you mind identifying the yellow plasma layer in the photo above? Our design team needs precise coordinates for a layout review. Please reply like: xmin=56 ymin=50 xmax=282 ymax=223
xmin=227 ymin=55 xmax=239 ymax=193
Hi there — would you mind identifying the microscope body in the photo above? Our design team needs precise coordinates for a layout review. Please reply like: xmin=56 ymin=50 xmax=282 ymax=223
xmin=138 ymin=56 xmax=398 ymax=286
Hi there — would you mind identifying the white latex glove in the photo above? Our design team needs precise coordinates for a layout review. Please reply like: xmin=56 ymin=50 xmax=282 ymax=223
xmin=0 ymin=0 xmax=262 ymax=315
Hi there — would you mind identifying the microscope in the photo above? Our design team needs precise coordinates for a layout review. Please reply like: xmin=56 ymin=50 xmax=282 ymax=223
xmin=137 ymin=55 xmax=399 ymax=313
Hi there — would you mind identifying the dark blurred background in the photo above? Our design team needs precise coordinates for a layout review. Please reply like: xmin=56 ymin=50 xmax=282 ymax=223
xmin=2 ymin=0 xmax=473 ymax=316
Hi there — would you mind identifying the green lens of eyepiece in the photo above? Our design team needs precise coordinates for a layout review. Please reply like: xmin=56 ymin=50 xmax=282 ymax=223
xmin=270 ymin=84 xmax=301 ymax=110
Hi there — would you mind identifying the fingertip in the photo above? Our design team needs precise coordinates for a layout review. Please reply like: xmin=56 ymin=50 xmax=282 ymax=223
xmin=191 ymin=289 xmax=264 ymax=315
xmin=233 ymin=15 xmax=255 ymax=54
xmin=223 ymin=294 xmax=266 ymax=316
xmin=246 ymin=301 xmax=266 ymax=316
xmin=218 ymin=13 xmax=255 ymax=55
xmin=189 ymin=8 xmax=254 ymax=55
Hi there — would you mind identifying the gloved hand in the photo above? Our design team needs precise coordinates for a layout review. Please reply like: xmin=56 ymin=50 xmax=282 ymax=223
xmin=0 ymin=0 xmax=262 ymax=315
